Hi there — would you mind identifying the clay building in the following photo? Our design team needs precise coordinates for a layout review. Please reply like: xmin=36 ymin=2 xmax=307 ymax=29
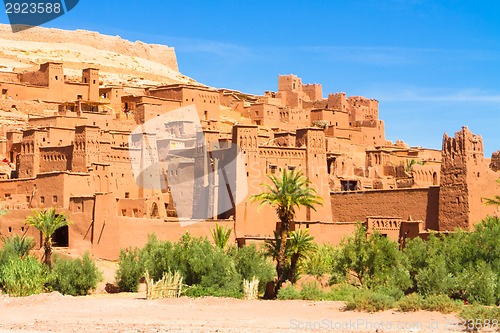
xmin=0 ymin=62 xmax=100 ymax=103
xmin=0 ymin=67 xmax=499 ymax=259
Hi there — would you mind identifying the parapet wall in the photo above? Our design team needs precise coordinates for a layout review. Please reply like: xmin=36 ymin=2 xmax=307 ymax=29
xmin=330 ymin=187 xmax=439 ymax=230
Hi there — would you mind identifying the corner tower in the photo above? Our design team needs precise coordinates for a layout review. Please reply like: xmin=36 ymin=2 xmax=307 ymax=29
xmin=438 ymin=126 xmax=486 ymax=230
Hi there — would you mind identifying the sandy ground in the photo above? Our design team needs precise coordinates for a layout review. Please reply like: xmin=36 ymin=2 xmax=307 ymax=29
xmin=0 ymin=291 xmax=464 ymax=333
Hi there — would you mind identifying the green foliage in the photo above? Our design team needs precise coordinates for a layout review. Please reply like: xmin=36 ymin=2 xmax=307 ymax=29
xmin=171 ymin=233 xmax=241 ymax=293
xmin=233 ymin=244 xmax=275 ymax=293
xmin=287 ymin=229 xmax=317 ymax=283
xmin=334 ymin=223 xmax=410 ymax=291
xmin=324 ymin=283 xmax=359 ymax=302
xmin=250 ymin=170 xmax=323 ymax=224
xmin=115 ymin=247 xmax=142 ymax=292
xmin=396 ymin=293 xmax=424 ymax=312
xmin=302 ymin=244 xmax=336 ymax=278
xmin=344 ymin=289 xmax=396 ymax=312
xmin=0 ymin=255 xmax=47 ymax=296
xmin=460 ymin=305 xmax=500 ymax=328
xmin=47 ymin=253 xmax=103 ymax=296
xmin=0 ymin=235 xmax=35 ymax=261
xmin=276 ymin=284 xmax=301 ymax=300
xmin=251 ymin=169 xmax=323 ymax=295
xmin=183 ymin=285 xmax=243 ymax=298
xmin=455 ymin=261 xmax=497 ymax=305
xmin=116 ymin=233 xmax=275 ymax=297
xmin=404 ymin=159 xmax=425 ymax=172
xmin=0 ymin=205 xmax=7 ymax=218
xmin=25 ymin=208 xmax=72 ymax=267
xmin=299 ymin=281 xmax=323 ymax=300
xmin=421 ymin=294 xmax=461 ymax=313
xmin=210 ymin=223 xmax=233 ymax=250
xmin=404 ymin=217 xmax=500 ymax=305
xmin=140 ymin=234 xmax=174 ymax=281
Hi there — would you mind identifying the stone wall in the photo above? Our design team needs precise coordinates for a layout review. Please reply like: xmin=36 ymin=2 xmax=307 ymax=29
xmin=330 ymin=187 xmax=439 ymax=230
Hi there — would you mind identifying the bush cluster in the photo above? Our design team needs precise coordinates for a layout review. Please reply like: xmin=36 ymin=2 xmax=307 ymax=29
xmin=328 ymin=218 xmax=500 ymax=309
xmin=0 ymin=235 xmax=102 ymax=297
xmin=279 ymin=217 xmax=500 ymax=312
xmin=115 ymin=233 xmax=275 ymax=297
xmin=46 ymin=253 xmax=103 ymax=296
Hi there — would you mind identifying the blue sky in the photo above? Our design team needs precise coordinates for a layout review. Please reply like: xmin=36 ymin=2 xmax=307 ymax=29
xmin=1 ymin=1 xmax=499 ymax=155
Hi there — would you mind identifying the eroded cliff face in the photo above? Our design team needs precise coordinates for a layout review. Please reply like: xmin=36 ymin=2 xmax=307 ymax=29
xmin=0 ymin=24 xmax=194 ymax=86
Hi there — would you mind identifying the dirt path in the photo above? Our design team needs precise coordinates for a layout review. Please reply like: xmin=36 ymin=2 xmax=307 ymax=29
xmin=0 ymin=291 xmax=463 ymax=333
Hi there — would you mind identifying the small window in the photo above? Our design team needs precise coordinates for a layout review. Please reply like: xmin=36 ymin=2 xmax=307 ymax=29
xmin=125 ymin=192 xmax=130 ymax=199
xmin=121 ymin=209 xmax=127 ymax=216
xmin=40 ymin=196 xmax=45 ymax=204
xmin=4 ymin=193 xmax=11 ymax=199
xmin=55 ymin=76 xmax=58 ymax=80
xmin=53 ymin=195 xmax=58 ymax=203
xmin=26 ymin=196 xmax=30 ymax=202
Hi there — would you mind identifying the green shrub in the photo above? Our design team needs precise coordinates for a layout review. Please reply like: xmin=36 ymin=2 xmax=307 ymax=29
xmin=372 ymin=285 xmax=404 ymax=302
xmin=422 ymin=294 xmax=461 ymax=313
xmin=415 ymin=257 xmax=454 ymax=297
xmin=233 ymin=245 xmax=275 ymax=293
xmin=460 ymin=304 xmax=500 ymax=330
xmin=277 ymin=284 xmax=301 ymax=300
xmin=183 ymin=285 xmax=243 ymax=298
xmin=115 ymin=247 xmax=142 ymax=292
xmin=171 ymin=233 xmax=241 ymax=293
xmin=0 ymin=235 xmax=35 ymax=262
xmin=0 ymin=255 xmax=46 ymax=296
xmin=455 ymin=262 xmax=498 ymax=305
xmin=302 ymin=244 xmax=336 ymax=278
xmin=344 ymin=289 xmax=396 ymax=312
xmin=47 ymin=253 xmax=103 ymax=296
xmin=299 ymin=281 xmax=323 ymax=300
xmin=140 ymin=235 xmax=174 ymax=281
xmin=334 ymin=224 xmax=410 ymax=291
xmin=396 ymin=293 xmax=424 ymax=312
xmin=325 ymin=283 xmax=359 ymax=302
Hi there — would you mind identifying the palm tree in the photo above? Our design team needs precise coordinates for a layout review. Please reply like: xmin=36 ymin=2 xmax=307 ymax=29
xmin=25 ymin=208 xmax=72 ymax=268
xmin=287 ymin=229 xmax=317 ymax=283
xmin=251 ymin=169 xmax=322 ymax=296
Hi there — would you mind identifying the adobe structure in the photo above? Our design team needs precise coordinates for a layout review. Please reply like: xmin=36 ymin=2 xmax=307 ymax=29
xmin=0 ymin=64 xmax=498 ymax=259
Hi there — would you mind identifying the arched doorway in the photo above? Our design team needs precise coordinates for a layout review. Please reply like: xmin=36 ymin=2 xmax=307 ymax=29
xmin=150 ymin=202 xmax=159 ymax=218
xmin=432 ymin=172 xmax=438 ymax=185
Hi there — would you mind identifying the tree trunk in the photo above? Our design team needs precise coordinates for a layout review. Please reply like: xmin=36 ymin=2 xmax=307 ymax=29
xmin=43 ymin=237 xmax=52 ymax=268
xmin=289 ymin=253 xmax=299 ymax=283
xmin=274 ymin=220 xmax=289 ymax=297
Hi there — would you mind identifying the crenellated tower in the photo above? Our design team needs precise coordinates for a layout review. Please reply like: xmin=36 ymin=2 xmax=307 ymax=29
xmin=296 ymin=128 xmax=332 ymax=222
xmin=72 ymin=125 xmax=101 ymax=172
xmin=438 ymin=126 xmax=486 ymax=230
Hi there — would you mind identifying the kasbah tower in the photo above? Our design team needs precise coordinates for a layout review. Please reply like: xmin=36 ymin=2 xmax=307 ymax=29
xmin=0 ymin=27 xmax=498 ymax=259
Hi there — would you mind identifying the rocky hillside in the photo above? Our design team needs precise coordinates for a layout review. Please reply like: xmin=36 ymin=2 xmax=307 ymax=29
xmin=0 ymin=24 xmax=196 ymax=86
